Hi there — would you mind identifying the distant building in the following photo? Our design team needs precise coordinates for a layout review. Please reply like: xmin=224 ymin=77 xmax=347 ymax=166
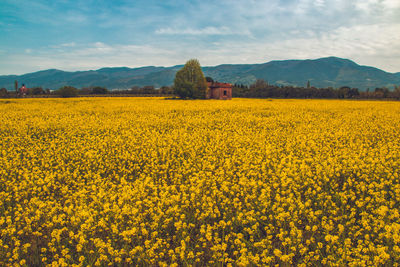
xmin=206 ymin=82 xmax=232 ymax=100
xmin=19 ymin=84 xmax=29 ymax=96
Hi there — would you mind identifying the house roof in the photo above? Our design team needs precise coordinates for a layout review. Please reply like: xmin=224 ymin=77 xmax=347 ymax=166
xmin=209 ymin=82 xmax=232 ymax=88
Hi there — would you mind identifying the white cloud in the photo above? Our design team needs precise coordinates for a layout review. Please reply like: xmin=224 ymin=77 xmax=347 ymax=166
xmin=352 ymin=0 xmax=400 ymax=12
xmin=64 ymin=11 xmax=88 ymax=23
xmin=60 ymin=42 xmax=76 ymax=47
xmin=1 ymin=42 xmax=182 ymax=74
xmin=49 ymin=42 xmax=77 ymax=49
xmin=314 ymin=0 xmax=325 ymax=7
xmin=155 ymin=26 xmax=250 ymax=36
xmin=382 ymin=0 xmax=400 ymax=9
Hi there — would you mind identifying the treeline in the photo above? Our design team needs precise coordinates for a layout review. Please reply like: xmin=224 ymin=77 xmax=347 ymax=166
xmin=110 ymin=86 xmax=174 ymax=96
xmin=2 ymin=80 xmax=400 ymax=99
xmin=0 ymin=85 xmax=174 ymax=98
xmin=233 ymin=79 xmax=400 ymax=99
xmin=0 ymin=87 xmax=52 ymax=97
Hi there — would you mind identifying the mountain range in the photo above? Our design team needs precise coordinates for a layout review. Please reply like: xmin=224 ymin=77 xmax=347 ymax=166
xmin=1 ymin=57 xmax=399 ymax=91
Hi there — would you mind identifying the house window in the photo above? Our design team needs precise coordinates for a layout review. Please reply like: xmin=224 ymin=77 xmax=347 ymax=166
xmin=223 ymin=90 xmax=227 ymax=96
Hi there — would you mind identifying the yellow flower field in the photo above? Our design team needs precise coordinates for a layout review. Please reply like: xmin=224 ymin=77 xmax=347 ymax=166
xmin=1 ymin=97 xmax=400 ymax=266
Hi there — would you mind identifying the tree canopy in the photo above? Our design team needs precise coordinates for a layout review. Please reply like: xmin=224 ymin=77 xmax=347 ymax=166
xmin=57 ymin=86 xmax=78 ymax=97
xmin=174 ymin=59 xmax=207 ymax=99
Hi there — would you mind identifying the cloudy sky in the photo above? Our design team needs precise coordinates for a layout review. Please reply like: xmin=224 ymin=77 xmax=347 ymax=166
xmin=1 ymin=0 xmax=399 ymax=75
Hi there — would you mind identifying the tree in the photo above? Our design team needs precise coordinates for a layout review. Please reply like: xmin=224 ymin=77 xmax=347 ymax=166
xmin=338 ymin=86 xmax=351 ymax=98
xmin=30 ymin=87 xmax=44 ymax=95
xmin=79 ymin=87 xmax=92 ymax=95
xmin=91 ymin=86 xmax=108 ymax=94
xmin=348 ymin=88 xmax=359 ymax=98
xmin=57 ymin=86 xmax=78 ymax=97
xmin=205 ymin=77 xmax=214 ymax=83
xmin=393 ymin=86 xmax=400 ymax=99
xmin=174 ymin=59 xmax=207 ymax=99
xmin=251 ymin=79 xmax=268 ymax=89
xmin=142 ymin=86 xmax=155 ymax=94
xmin=160 ymin=86 xmax=174 ymax=95
xmin=374 ymin=87 xmax=389 ymax=98
xmin=0 ymin=88 xmax=8 ymax=97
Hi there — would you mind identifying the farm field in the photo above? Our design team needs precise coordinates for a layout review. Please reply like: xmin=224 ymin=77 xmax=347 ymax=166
xmin=1 ymin=97 xmax=400 ymax=266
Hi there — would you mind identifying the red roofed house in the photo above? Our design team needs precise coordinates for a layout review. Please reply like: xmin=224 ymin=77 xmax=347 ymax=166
xmin=206 ymin=81 xmax=232 ymax=100
xmin=19 ymin=84 xmax=29 ymax=96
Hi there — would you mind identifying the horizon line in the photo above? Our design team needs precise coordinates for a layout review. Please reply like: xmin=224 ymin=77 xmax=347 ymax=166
xmin=2 ymin=56 xmax=398 ymax=76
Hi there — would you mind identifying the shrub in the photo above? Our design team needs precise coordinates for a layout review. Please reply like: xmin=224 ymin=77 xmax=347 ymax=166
xmin=57 ymin=86 xmax=78 ymax=97
xmin=91 ymin=86 xmax=108 ymax=94
xmin=0 ymin=88 xmax=8 ymax=97
xmin=30 ymin=87 xmax=44 ymax=95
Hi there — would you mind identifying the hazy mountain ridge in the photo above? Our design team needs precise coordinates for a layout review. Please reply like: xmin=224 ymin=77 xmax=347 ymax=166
xmin=1 ymin=57 xmax=399 ymax=90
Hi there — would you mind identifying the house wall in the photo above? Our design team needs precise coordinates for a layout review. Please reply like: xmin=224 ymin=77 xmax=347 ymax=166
xmin=206 ymin=82 xmax=232 ymax=99
xmin=217 ymin=87 xmax=232 ymax=100
xmin=213 ymin=88 xmax=220 ymax=99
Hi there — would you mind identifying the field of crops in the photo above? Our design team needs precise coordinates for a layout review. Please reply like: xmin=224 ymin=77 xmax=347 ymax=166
xmin=1 ymin=97 xmax=400 ymax=266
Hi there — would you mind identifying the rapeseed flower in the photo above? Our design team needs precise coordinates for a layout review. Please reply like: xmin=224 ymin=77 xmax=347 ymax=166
xmin=0 ymin=97 xmax=399 ymax=265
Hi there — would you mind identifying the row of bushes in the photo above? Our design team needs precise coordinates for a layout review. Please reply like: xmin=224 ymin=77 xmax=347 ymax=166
xmin=0 ymin=86 xmax=175 ymax=98
xmin=55 ymin=86 xmax=114 ymax=97
xmin=233 ymin=80 xmax=400 ymax=99
xmin=2 ymin=82 xmax=400 ymax=99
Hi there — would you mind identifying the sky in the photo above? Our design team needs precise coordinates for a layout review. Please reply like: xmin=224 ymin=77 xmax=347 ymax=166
xmin=0 ymin=0 xmax=399 ymax=75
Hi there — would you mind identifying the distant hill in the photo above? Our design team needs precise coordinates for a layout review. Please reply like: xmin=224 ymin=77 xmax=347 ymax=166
xmin=1 ymin=57 xmax=399 ymax=90
xmin=203 ymin=57 xmax=400 ymax=90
